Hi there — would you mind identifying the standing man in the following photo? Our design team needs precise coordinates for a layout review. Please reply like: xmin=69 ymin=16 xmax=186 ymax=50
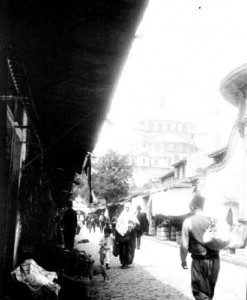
xmin=99 ymin=212 xmax=106 ymax=233
xmin=61 ymin=200 xmax=77 ymax=250
xmin=180 ymin=194 xmax=220 ymax=300
xmin=136 ymin=205 xmax=149 ymax=250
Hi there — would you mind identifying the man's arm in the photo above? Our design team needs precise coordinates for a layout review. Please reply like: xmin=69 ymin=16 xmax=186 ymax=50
xmin=180 ymin=218 xmax=191 ymax=269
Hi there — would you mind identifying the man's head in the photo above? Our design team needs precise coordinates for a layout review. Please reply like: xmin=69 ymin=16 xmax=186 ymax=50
xmin=137 ymin=205 xmax=141 ymax=212
xmin=189 ymin=194 xmax=205 ymax=212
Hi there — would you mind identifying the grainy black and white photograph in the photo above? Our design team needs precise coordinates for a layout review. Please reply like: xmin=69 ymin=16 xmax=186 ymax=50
xmin=1 ymin=0 xmax=247 ymax=299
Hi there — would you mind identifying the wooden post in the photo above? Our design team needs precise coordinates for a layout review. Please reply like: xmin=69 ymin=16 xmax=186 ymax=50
xmin=0 ymin=0 xmax=10 ymax=294
xmin=0 ymin=45 xmax=8 ymax=297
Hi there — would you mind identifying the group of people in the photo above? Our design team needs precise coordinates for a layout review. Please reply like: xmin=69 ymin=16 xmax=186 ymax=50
xmin=98 ymin=203 xmax=149 ymax=270
xmin=57 ymin=200 xmax=148 ymax=271
xmin=99 ymin=194 xmax=222 ymax=300
xmin=57 ymin=194 xmax=219 ymax=300
xmin=85 ymin=212 xmax=111 ymax=233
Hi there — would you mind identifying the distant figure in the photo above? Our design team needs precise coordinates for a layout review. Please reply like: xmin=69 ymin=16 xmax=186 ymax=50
xmin=76 ymin=212 xmax=84 ymax=234
xmin=86 ymin=214 xmax=91 ymax=229
xmin=88 ymin=214 xmax=96 ymax=233
xmin=136 ymin=205 xmax=149 ymax=250
xmin=180 ymin=194 xmax=220 ymax=300
xmin=99 ymin=227 xmax=115 ymax=269
xmin=99 ymin=212 xmax=106 ymax=233
xmin=61 ymin=201 xmax=77 ymax=250
xmin=226 ymin=208 xmax=233 ymax=226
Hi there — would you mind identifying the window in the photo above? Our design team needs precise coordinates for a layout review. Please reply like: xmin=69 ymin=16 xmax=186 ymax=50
xmin=167 ymin=143 xmax=175 ymax=152
xmin=183 ymin=124 xmax=187 ymax=133
xmin=170 ymin=122 xmax=176 ymax=131
xmin=155 ymin=143 xmax=161 ymax=151
xmin=176 ymin=143 xmax=183 ymax=153
xmin=177 ymin=123 xmax=183 ymax=132
xmin=148 ymin=122 xmax=153 ymax=131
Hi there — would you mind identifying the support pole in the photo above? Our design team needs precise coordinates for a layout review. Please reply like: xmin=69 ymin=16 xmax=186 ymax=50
xmin=0 ymin=44 xmax=8 ymax=297
xmin=0 ymin=0 xmax=9 ymax=294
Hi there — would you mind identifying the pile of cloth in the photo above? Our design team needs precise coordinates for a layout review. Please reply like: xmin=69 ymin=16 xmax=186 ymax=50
xmin=11 ymin=259 xmax=60 ymax=299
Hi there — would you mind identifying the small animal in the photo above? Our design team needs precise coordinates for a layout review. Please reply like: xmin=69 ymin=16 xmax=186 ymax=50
xmin=92 ymin=265 xmax=109 ymax=281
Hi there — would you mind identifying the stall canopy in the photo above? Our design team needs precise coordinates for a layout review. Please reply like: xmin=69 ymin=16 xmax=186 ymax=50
xmin=131 ymin=195 xmax=148 ymax=212
xmin=147 ymin=187 xmax=194 ymax=217
xmin=72 ymin=202 xmax=91 ymax=214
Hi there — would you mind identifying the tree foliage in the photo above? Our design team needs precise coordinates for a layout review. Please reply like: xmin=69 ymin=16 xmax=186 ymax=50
xmin=92 ymin=150 xmax=133 ymax=204
xmin=72 ymin=150 xmax=134 ymax=205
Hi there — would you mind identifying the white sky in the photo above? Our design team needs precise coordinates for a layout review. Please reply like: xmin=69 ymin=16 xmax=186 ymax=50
xmin=95 ymin=0 xmax=247 ymax=154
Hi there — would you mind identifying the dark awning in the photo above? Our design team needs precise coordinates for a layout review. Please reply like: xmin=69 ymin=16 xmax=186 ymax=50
xmin=5 ymin=0 xmax=149 ymax=190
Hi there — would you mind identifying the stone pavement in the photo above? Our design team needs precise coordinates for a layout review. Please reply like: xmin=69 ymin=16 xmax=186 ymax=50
xmin=144 ymin=235 xmax=247 ymax=268
xmin=75 ymin=226 xmax=247 ymax=300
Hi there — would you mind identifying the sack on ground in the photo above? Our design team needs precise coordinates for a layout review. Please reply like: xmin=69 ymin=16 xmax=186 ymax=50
xmin=203 ymin=220 xmax=230 ymax=251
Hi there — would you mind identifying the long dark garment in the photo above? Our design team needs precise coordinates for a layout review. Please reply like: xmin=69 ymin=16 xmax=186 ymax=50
xmin=116 ymin=230 xmax=136 ymax=266
xmin=191 ymin=258 xmax=220 ymax=300
xmin=63 ymin=229 xmax=76 ymax=250
xmin=62 ymin=208 xmax=77 ymax=250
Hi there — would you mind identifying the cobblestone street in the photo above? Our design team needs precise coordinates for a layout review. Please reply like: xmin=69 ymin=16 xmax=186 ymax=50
xmin=75 ymin=226 xmax=247 ymax=300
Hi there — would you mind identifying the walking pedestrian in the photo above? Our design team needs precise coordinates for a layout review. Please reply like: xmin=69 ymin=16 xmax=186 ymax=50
xmin=115 ymin=202 xmax=139 ymax=269
xmin=61 ymin=200 xmax=77 ymax=250
xmin=76 ymin=211 xmax=82 ymax=235
xmin=89 ymin=214 xmax=96 ymax=233
xmin=86 ymin=214 xmax=96 ymax=233
xmin=135 ymin=205 xmax=149 ymax=250
xmin=180 ymin=194 xmax=220 ymax=300
xmin=99 ymin=212 xmax=106 ymax=233
xmin=99 ymin=227 xmax=115 ymax=269
xmin=86 ymin=214 xmax=91 ymax=230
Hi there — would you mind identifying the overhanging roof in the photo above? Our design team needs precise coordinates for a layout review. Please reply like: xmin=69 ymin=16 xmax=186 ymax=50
xmin=220 ymin=63 xmax=247 ymax=107
xmin=5 ymin=0 xmax=149 ymax=186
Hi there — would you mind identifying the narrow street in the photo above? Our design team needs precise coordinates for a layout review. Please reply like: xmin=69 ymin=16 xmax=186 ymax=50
xmin=76 ymin=226 xmax=247 ymax=300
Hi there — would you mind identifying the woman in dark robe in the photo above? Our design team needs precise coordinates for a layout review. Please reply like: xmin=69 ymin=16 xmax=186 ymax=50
xmin=115 ymin=203 xmax=139 ymax=269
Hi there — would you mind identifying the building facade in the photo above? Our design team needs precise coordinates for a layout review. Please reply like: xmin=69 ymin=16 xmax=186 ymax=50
xmin=131 ymin=116 xmax=198 ymax=186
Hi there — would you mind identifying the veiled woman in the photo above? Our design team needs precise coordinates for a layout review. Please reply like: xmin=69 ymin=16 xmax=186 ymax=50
xmin=115 ymin=202 xmax=139 ymax=269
